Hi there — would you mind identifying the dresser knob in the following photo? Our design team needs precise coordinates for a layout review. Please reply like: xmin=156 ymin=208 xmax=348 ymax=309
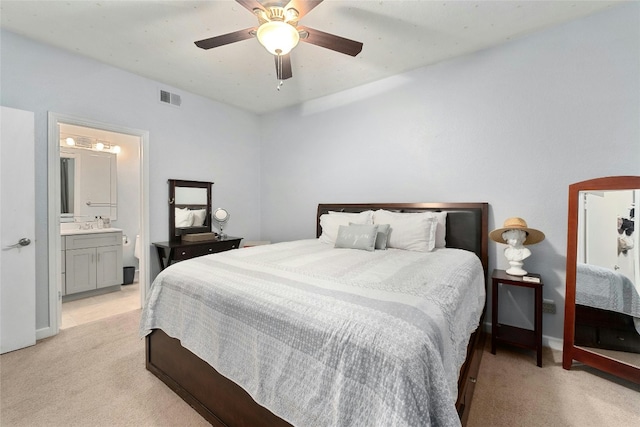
xmin=181 ymin=251 xmax=186 ymax=255
xmin=208 ymin=248 xmax=213 ymax=252
xmin=470 ymin=377 xmax=477 ymax=383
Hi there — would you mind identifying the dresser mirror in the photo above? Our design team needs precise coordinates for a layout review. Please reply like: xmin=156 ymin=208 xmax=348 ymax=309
xmin=168 ymin=179 xmax=213 ymax=243
xmin=563 ymin=176 xmax=640 ymax=384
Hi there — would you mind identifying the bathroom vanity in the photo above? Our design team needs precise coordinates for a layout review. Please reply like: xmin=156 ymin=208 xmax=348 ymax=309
xmin=61 ymin=228 xmax=123 ymax=300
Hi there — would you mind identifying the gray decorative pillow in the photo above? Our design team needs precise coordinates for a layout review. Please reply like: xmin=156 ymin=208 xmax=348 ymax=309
xmin=349 ymin=222 xmax=390 ymax=249
xmin=334 ymin=224 xmax=379 ymax=251
xmin=374 ymin=223 xmax=391 ymax=250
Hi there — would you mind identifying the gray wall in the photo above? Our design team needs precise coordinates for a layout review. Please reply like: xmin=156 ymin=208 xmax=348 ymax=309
xmin=1 ymin=3 xmax=638 ymax=343
xmin=0 ymin=30 xmax=263 ymax=330
xmin=259 ymin=3 xmax=640 ymax=343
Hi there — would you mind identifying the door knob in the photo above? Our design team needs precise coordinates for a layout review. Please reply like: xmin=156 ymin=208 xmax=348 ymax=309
xmin=3 ymin=237 xmax=31 ymax=250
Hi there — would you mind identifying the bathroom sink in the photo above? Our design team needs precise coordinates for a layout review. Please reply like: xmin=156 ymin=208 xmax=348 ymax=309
xmin=61 ymin=227 xmax=122 ymax=236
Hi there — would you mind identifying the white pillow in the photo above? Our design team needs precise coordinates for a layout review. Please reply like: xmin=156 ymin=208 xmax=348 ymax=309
xmin=431 ymin=212 xmax=447 ymax=248
xmin=319 ymin=211 xmax=373 ymax=244
xmin=373 ymin=210 xmax=438 ymax=252
xmin=328 ymin=210 xmax=374 ymax=223
xmin=175 ymin=208 xmax=194 ymax=227
xmin=191 ymin=209 xmax=207 ymax=227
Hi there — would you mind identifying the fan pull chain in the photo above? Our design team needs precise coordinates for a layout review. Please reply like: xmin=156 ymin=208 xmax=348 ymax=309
xmin=276 ymin=53 xmax=284 ymax=91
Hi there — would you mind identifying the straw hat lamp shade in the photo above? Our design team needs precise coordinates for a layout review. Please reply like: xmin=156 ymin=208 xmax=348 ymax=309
xmin=490 ymin=217 xmax=545 ymax=245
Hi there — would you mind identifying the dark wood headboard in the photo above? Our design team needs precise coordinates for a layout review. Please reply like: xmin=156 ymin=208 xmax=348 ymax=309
xmin=317 ymin=203 xmax=488 ymax=275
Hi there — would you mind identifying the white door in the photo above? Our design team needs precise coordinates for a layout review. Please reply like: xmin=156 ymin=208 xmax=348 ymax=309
xmin=585 ymin=190 xmax=632 ymax=273
xmin=0 ymin=106 xmax=36 ymax=354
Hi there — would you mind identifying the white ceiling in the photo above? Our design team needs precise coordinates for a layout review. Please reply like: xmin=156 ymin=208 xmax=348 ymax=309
xmin=0 ymin=0 xmax=623 ymax=114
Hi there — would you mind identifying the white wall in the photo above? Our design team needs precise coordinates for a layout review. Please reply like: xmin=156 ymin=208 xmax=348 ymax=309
xmin=109 ymin=132 xmax=141 ymax=270
xmin=259 ymin=3 xmax=640 ymax=342
xmin=0 ymin=30 xmax=263 ymax=330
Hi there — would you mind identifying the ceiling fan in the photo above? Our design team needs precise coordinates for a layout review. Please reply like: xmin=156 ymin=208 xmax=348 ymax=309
xmin=194 ymin=0 xmax=363 ymax=83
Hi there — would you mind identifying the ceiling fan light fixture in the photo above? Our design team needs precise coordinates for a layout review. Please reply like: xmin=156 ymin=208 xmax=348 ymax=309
xmin=256 ymin=21 xmax=299 ymax=56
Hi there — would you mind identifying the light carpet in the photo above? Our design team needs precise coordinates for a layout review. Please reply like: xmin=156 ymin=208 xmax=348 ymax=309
xmin=1 ymin=309 xmax=638 ymax=426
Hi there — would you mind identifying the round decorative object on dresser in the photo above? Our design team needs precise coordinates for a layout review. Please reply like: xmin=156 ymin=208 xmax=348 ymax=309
xmin=213 ymin=208 xmax=230 ymax=239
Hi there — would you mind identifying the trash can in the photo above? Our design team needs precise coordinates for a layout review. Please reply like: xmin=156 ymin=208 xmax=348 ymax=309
xmin=123 ymin=266 xmax=135 ymax=285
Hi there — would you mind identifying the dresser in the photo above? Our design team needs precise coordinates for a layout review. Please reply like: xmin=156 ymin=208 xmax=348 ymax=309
xmin=153 ymin=237 xmax=242 ymax=270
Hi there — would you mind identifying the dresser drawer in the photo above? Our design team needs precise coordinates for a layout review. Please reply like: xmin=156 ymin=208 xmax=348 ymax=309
xmin=172 ymin=240 xmax=241 ymax=261
xmin=153 ymin=237 xmax=242 ymax=270
xmin=66 ymin=231 xmax=122 ymax=250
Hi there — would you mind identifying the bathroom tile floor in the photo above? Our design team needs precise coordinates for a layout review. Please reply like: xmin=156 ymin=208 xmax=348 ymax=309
xmin=61 ymin=282 xmax=141 ymax=329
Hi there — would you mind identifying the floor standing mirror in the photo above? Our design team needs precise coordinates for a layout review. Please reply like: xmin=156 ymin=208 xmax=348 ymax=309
xmin=563 ymin=176 xmax=640 ymax=384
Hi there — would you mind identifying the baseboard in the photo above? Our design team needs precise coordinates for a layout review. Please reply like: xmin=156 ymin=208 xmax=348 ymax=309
xmin=544 ymin=335 xmax=563 ymax=351
xmin=482 ymin=321 xmax=563 ymax=351
xmin=36 ymin=325 xmax=54 ymax=340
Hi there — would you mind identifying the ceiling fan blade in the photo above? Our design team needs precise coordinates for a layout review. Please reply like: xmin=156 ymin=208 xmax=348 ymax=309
xmin=194 ymin=28 xmax=256 ymax=50
xmin=275 ymin=54 xmax=293 ymax=80
xmin=235 ymin=0 xmax=265 ymax=14
xmin=298 ymin=26 xmax=363 ymax=57
xmin=285 ymin=0 xmax=323 ymax=19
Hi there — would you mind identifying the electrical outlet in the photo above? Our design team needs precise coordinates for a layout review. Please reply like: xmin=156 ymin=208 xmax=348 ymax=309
xmin=542 ymin=299 xmax=556 ymax=314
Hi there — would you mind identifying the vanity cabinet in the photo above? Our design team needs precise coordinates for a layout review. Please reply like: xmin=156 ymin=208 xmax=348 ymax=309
xmin=61 ymin=238 xmax=66 ymax=296
xmin=63 ymin=231 xmax=123 ymax=296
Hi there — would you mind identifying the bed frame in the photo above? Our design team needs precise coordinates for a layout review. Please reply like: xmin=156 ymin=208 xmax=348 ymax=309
xmin=574 ymin=304 xmax=640 ymax=354
xmin=146 ymin=202 xmax=489 ymax=426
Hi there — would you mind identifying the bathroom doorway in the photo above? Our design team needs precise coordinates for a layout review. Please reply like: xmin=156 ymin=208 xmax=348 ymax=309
xmin=47 ymin=113 xmax=149 ymax=336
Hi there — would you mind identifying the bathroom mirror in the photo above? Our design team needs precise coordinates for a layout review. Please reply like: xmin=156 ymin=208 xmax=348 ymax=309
xmin=563 ymin=176 xmax=640 ymax=384
xmin=60 ymin=156 xmax=77 ymax=221
xmin=60 ymin=147 xmax=117 ymax=221
xmin=168 ymin=179 xmax=213 ymax=243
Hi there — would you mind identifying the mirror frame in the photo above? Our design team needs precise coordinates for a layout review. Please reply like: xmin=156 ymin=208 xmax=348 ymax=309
xmin=168 ymin=179 xmax=213 ymax=243
xmin=563 ymin=175 xmax=640 ymax=384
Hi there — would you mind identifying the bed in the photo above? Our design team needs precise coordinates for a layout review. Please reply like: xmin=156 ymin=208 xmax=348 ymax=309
xmin=575 ymin=263 xmax=640 ymax=353
xmin=141 ymin=202 xmax=488 ymax=426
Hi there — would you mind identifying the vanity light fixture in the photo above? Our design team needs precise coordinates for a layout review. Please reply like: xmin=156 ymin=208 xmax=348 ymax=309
xmin=60 ymin=133 xmax=120 ymax=154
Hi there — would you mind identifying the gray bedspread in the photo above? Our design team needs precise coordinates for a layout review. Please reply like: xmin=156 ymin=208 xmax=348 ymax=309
xmin=140 ymin=239 xmax=485 ymax=427
xmin=576 ymin=262 xmax=640 ymax=319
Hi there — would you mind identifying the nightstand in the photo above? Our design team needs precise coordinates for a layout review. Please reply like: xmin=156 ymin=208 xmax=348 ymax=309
xmin=491 ymin=269 xmax=543 ymax=367
xmin=153 ymin=236 xmax=242 ymax=271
